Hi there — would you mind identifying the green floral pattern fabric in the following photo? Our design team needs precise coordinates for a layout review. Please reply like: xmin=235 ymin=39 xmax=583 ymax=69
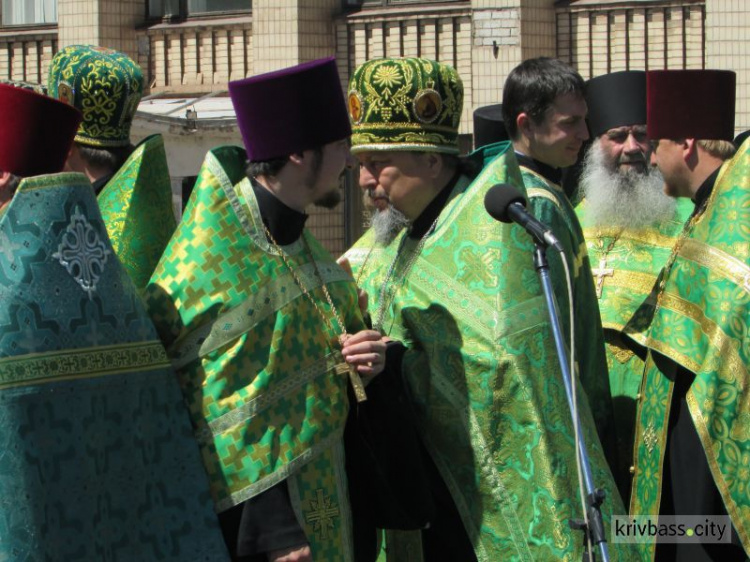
xmin=577 ymin=197 xmax=692 ymax=501
xmin=98 ymin=134 xmax=176 ymax=291
xmin=631 ymin=138 xmax=750 ymax=559
xmin=345 ymin=142 xmax=636 ymax=561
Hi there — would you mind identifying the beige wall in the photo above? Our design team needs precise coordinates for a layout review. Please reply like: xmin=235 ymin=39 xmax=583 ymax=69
xmin=58 ymin=0 xmax=143 ymax=59
xmin=520 ymin=0 xmax=555 ymax=60
xmin=706 ymin=0 xmax=749 ymax=133
xmin=470 ymin=2 xmax=521 ymax=112
xmin=1 ymin=0 xmax=747 ymax=133
xmin=253 ymin=0 xmax=338 ymax=74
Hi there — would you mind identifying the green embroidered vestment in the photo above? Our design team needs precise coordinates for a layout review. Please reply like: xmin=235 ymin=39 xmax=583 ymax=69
xmin=0 ymin=172 xmax=229 ymax=561
xmin=98 ymin=134 xmax=176 ymax=290
xmin=630 ymin=138 xmax=750 ymax=559
xmin=517 ymin=163 xmax=616 ymax=464
xmin=145 ymin=146 xmax=364 ymax=562
xmin=346 ymin=142 xmax=636 ymax=561
xmin=576 ymin=197 xmax=693 ymax=502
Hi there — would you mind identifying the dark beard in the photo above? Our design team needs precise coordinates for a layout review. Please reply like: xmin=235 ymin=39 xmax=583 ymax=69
xmin=313 ymin=188 xmax=341 ymax=209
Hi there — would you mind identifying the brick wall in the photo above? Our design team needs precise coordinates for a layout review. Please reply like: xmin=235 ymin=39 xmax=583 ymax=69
xmin=706 ymin=0 xmax=749 ymax=133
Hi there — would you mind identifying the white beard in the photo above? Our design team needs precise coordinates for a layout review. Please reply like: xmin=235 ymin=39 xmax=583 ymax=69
xmin=579 ymin=141 xmax=676 ymax=229
xmin=371 ymin=204 xmax=410 ymax=245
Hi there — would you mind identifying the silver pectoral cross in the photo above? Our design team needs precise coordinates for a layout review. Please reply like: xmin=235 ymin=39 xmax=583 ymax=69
xmin=592 ymin=257 xmax=614 ymax=299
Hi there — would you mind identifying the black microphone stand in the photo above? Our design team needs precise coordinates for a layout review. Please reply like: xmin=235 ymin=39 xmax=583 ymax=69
xmin=533 ymin=243 xmax=610 ymax=562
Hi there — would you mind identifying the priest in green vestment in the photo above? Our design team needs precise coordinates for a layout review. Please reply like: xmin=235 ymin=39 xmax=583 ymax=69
xmin=48 ymin=45 xmax=176 ymax=290
xmin=630 ymin=69 xmax=749 ymax=560
xmin=501 ymin=57 xmax=616 ymax=462
xmin=344 ymin=56 xmax=636 ymax=562
xmin=145 ymin=58 xmax=386 ymax=562
xmin=574 ymin=70 xmax=693 ymax=502
xmin=0 ymin=81 xmax=229 ymax=561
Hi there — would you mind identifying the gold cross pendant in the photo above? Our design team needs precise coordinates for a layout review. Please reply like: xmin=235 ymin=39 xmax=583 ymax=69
xmin=336 ymin=361 xmax=368 ymax=402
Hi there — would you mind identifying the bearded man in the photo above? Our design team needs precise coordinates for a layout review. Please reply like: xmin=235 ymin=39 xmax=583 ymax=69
xmin=344 ymin=56 xmax=636 ymax=562
xmin=575 ymin=71 xmax=694 ymax=502
xmin=146 ymin=58 xmax=387 ymax=562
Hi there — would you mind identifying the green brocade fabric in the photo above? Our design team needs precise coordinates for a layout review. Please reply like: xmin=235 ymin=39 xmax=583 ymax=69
xmin=518 ymin=164 xmax=614 ymax=456
xmin=576 ymin=197 xmax=693 ymax=500
xmin=145 ymin=146 xmax=364 ymax=561
xmin=98 ymin=134 xmax=176 ymax=290
xmin=0 ymin=172 xmax=229 ymax=560
xmin=631 ymin=138 xmax=750 ymax=559
xmin=345 ymin=142 xmax=636 ymax=561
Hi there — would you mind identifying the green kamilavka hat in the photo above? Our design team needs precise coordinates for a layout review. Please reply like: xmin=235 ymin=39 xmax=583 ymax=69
xmin=48 ymin=45 xmax=144 ymax=148
xmin=348 ymin=57 xmax=463 ymax=154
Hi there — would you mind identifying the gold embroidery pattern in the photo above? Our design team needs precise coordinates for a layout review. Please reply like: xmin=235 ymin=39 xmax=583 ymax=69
xmin=651 ymin=292 xmax=746 ymax=385
xmin=679 ymin=238 xmax=750 ymax=296
xmin=643 ymin=423 xmax=658 ymax=454
xmin=608 ymin=340 xmax=636 ymax=364
xmin=687 ymin=392 xmax=750 ymax=551
xmin=583 ymin=226 xmax=682 ymax=251
xmin=201 ymin=354 xmax=343 ymax=440
xmin=0 ymin=342 xmax=169 ymax=390
xmin=306 ymin=488 xmax=340 ymax=541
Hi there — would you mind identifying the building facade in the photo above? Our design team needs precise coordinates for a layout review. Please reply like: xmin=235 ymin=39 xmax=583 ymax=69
xmin=1 ymin=0 xmax=747 ymax=253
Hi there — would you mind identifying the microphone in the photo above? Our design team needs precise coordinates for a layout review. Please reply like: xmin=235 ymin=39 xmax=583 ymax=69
xmin=484 ymin=183 xmax=563 ymax=252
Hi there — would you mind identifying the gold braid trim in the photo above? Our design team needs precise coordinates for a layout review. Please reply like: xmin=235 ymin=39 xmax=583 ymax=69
xmin=583 ymin=227 xmax=682 ymax=250
xmin=526 ymin=188 xmax=561 ymax=208
xmin=687 ymin=392 xmax=750 ymax=554
xmin=679 ymin=238 xmax=750 ymax=295
xmin=650 ymin=292 xmax=747 ymax=386
xmin=0 ymin=341 xmax=170 ymax=390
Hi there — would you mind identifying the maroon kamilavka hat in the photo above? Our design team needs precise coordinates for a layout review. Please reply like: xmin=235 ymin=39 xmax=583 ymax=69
xmin=647 ymin=70 xmax=736 ymax=141
xmin=229 ymin=57 xmax=352 ymax=162
xmin=0 ymin=83 xmax=82 ymax=177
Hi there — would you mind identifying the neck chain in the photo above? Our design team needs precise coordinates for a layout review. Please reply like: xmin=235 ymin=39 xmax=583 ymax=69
xmin=653 ymin=201 xmax=708 ymax=312
xmin=365 ymin=217 xmax=438 ymax=334
xmin=263 ymin=224 xmax=367 ymax=402
xmin=594 ymin=227 xmax=626 ymax=258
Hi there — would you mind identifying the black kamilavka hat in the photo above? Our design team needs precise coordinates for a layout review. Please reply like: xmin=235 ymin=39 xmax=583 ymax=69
xmin=586 ymin=71 xmax=647 ymax=138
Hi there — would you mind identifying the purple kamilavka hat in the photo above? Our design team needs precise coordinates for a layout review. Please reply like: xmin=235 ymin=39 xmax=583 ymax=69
xmin=229 ymin=57 xmax=352 ymax=162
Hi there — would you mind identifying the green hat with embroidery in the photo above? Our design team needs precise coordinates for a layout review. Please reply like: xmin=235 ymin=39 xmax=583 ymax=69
xmin=348 ymin=57 xmax=463 ymax=154
xmin=48 ymin=45 xmax=144 ymax=148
